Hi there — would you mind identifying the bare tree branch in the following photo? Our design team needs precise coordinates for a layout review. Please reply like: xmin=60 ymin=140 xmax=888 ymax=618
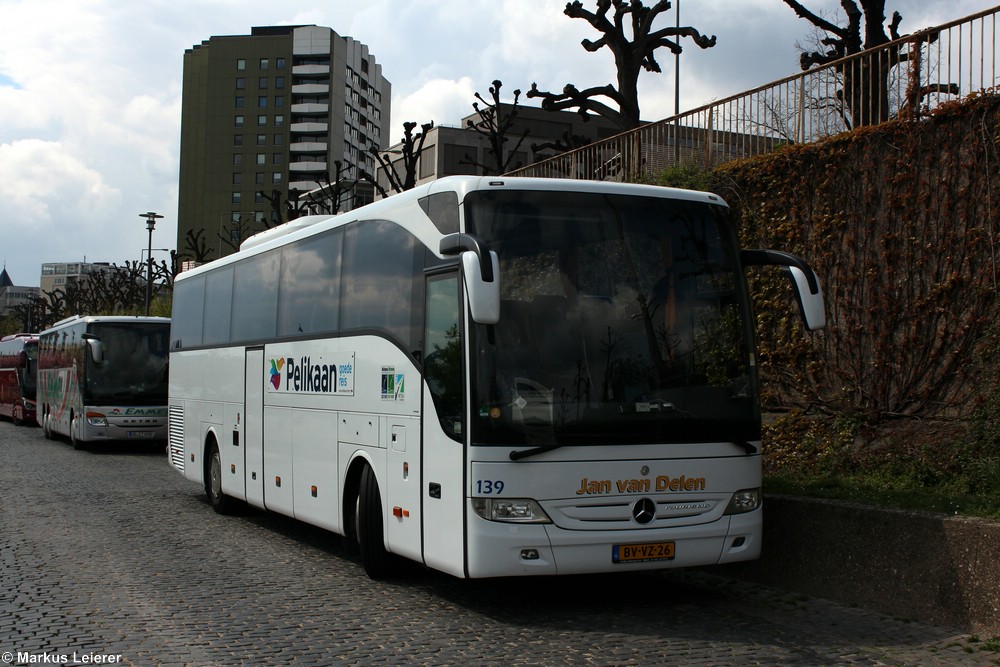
xmin=528 ymin=0 xmax=717 ymax=131
xmin=460 ymin=80 xmax=530 ymax=175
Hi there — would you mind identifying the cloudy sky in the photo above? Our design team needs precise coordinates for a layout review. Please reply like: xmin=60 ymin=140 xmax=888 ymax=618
xmin=0 ymin=0 xmax=994 ymax=288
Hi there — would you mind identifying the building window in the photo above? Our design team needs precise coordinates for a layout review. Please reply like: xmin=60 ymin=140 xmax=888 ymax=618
xmin=273 ymin=153 xmax=283 ymax=165
xmin=235 ymin=96 xmax=245 ymax=109
xmin=257 ymin=134 xmax=267 ymax=146
xmin=275 ymin=76 xmax=285 ymax=89
xmin=258 ymin=96 xmax=267 ymax=108
xmin=259 ymin=77 xmax=268 ymax=89
xmin=273 ymin=134 xmax=284 ymax=146
xmin=276 ymin=58 xmax=286 ymax=69
xmin=258 ymin=115 xmax=267 ymax=126
xmin=233 ymin=173 xmax=242 ymax=184
xmin=235 ymin=115 xmax=245 ymax=128
xmin=237 ymin=59 xmax=246 ymax=71
xmin=274 ymin=96 xmax=285 ymax=108
xmin=273 ymin=172 xmax=282 ymax=183
xmin=274 ymin=115 xmax=284 ymax=127
xmin=256 ymin=153 xmax=266 ymax=165
xmin=233 ymin=135 xmax=244 ymax=146
xmin=233 ymin=154 xmax=243 ymax=166
xmin=236 ymin=77 xmax=245 ymax=90
xmin=256 ymin=172 xmax=265 ymax=185
xmin=260 ymin=58 xmax=269 ymax=70
xmin=232 ymin=192 xmax=241 ymax=204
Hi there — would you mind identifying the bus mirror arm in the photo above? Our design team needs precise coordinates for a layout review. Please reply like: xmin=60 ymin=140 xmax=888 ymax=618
xmin=441 ymin=233 xmax=501 ymax=325
xmin=440 ymin=233 xmax=494 ymax=282
xmin=741 ymin=249 xmax=826 ymax=331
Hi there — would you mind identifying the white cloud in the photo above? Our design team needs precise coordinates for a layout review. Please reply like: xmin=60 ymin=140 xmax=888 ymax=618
xmin=0 ymin=139 xmax=126 ymax=280
xmin=0 ymin=140 xmax=118 ymax=220
xmin=391 ymin=77 xmax=478 ymax=140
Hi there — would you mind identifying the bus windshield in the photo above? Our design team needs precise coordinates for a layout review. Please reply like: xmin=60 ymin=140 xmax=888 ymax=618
xmin=466 ymin=189 xmax=759 ymax=447
xmin=84 ymin=323 xmax=169 ymax=403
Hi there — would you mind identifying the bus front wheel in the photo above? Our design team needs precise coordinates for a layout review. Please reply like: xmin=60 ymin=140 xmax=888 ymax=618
xmin=357 ymin=463 xmax=392 ymax=579
xmin=43 ymin=409 xmax=55 ymax=440
xmin=205 ymin=441 xmax=233 ymax=515
xmin=70 ymin=413 xmax=85 ymax=450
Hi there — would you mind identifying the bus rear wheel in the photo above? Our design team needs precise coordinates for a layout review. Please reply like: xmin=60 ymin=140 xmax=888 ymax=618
xmin=357 ymin=463 xmax=392 ymax=579
xmin=205 ymin=441 xmax=233 ymax=515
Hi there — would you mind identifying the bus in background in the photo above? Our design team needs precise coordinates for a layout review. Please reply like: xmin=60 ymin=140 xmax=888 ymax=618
xmin=0 ymin=333 xmax=39 ymax=426
xmin=168 ymin=176 xmax=825 ymax=579
xmin=37 ymin=315 xmax=170 ymax=448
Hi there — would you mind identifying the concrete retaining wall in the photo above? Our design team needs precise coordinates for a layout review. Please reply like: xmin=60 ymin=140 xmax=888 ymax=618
xmin=715 ymin=495 xmax=1000 ymax=635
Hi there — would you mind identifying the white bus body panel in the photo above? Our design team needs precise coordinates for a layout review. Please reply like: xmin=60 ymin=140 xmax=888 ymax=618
xmin=171 ymin=336 xmax=423 ymax=541
xmin=243 ymin=349 xmax=264 ymax=507
xmin=420 ymin=383 xmax=467 ymax=577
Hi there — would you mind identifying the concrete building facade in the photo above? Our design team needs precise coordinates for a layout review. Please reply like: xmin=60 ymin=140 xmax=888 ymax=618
xmin=375 ymin=104 xmax=623 ymax=192
xmin=0 ymin=268 xmax=41 ymax=323
xmin=177 ymin=25 xmax=390 ymax=261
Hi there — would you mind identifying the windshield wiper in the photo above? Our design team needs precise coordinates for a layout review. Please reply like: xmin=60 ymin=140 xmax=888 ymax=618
xmin=509 ymin=444 xmax=564 ymax=461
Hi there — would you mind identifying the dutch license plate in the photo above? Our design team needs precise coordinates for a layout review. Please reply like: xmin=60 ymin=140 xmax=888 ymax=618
xmin=612 ymin=541 xmax=676 ymax=563
xmin=127 ymin=431 xmax=155 ymax=439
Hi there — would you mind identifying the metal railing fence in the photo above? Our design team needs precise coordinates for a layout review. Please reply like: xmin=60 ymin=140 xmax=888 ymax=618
xmin=506 ymin=6 xmax=999 ymax=181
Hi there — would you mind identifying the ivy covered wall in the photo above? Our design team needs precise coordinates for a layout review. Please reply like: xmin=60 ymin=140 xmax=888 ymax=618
xmin=711 ymin=92 xmax=1000 ymax=423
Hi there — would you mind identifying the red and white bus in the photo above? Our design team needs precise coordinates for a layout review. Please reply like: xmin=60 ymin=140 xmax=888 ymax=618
xmin=0 ymin=333 xmax=39 ymax=426
xmin=37 ymin=315 xmax=170 ymax=448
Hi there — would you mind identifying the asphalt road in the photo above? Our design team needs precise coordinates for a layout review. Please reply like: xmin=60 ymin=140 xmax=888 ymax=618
xmin=1 ymin=420 xmax=997 ymax=666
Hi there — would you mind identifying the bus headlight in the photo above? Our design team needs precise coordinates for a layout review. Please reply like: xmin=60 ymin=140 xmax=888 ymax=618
xmin=86 ymin=412 xmax=109 ymax=427
xmin=472 ymin=498 xmax=552 ymax=524
xmin=724 ymin=488 xmax=761 ymax=515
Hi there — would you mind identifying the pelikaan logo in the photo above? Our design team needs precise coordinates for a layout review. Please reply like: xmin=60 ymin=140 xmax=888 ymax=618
xmin=270 ymin=355 xmax=351 ymax=394
xmin=269 ymin=358 xmax=284 ymax=390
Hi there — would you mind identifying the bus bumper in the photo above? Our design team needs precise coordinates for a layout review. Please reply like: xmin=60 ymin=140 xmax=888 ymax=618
xmin=86 ymin=421 xmax=167 ymax=442
xmin=464 ymin=507 xmax=761 ymax=578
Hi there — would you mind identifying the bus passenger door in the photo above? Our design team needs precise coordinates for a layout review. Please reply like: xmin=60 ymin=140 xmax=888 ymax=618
xmin=421 ymin=271 xmax=467 ymax=577
xmin=244 ymin=348 xmax=264 ymax=508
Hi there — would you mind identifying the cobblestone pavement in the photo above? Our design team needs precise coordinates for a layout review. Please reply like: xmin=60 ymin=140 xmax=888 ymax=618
xmin=1 ymin=420 xmax=998 ymax=666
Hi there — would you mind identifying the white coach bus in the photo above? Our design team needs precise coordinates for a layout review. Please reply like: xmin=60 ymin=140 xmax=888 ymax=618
xmin=38 ymin=315 xmax=171 ymax=447
xmin=167 ymin=176 xmax=824 ymax=579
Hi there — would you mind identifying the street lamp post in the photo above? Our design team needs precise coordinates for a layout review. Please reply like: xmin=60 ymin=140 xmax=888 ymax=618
xmin=140 ymin=212 xmax=163 ymax=316
xmin=674 ymin=0 xmax=681 ymax=164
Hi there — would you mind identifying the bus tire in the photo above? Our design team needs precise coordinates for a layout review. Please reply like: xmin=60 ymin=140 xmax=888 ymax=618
xmin=70 ymin=413 xmax=85 ymax=450
xmin=43 ymin=410 xmax=55 ymax=440
xmin=357 ymin=463 xmax=392 ymax=579
xmin=205 ymin=441 xmax=233 ymax=515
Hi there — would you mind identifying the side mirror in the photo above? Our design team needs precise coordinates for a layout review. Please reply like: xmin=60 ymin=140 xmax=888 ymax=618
xmin=82 ymin=333 xmax=105 ymax=365
xmin=462 ymin=250 xmax=500 ymax=325
xmin=440 ymin=232 xmax=501 ymax=325
xmin=787 ymin=265 xmax=826 ymax=331
xmin=741 ymin=249 xmax=826 ymax=331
